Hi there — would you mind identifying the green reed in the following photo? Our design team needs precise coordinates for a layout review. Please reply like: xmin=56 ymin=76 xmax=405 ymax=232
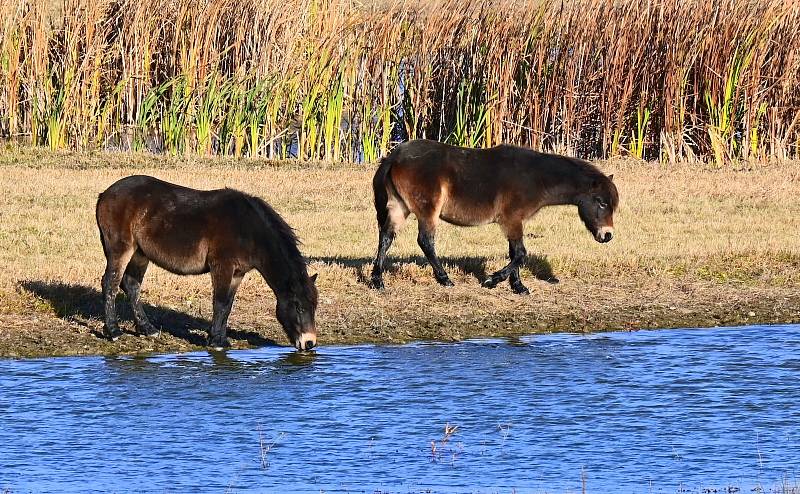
xmin=0 ymin=0 xmax=798 ymax=163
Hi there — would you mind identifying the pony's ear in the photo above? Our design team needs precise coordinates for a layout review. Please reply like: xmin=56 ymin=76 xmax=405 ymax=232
xmin=608 ymin=174 xmax=614 ymax=182
xmin=310 ymin=273 xmax=318 ymax=284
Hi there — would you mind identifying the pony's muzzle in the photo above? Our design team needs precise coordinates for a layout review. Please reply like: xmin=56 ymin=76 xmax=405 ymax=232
xmin=596 ymin=226 xmax=614 ymax=243
xmin=296 ymin=332 xmax=317 ymax=351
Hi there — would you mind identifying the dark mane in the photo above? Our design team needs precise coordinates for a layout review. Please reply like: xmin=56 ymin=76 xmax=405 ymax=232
xmin=566 ymin=156 xmax=608 ymax=181
xmin=502 ymin=144 xmax=608 ymax=179
xmin=567 ymin=156 xmax=618 ymax=206
xmin=243 ymin=194 xmax=309 ymax=278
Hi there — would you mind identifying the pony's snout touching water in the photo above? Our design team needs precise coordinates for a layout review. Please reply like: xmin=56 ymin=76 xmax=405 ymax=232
xmin=276 ymin=280 xmax=319 ymax=351
xmin=371 ymin=139 xmax=619 ymax=294
xmin=96 ymin=175 xmax=318 ymax=351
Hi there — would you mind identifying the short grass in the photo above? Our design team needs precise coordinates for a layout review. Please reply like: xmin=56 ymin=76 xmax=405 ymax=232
xmin=1 ymin=146 xmax=799 ymax=357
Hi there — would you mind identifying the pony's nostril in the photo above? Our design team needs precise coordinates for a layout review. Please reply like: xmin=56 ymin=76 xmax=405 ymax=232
xmin=604 ymin=232 xmax=613 ymax=242
xmin=305 ymin=340 xmax=316 ymax=350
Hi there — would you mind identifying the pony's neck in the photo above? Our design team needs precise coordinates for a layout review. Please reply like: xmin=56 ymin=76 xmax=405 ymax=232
xmin=258 ymin=245 xmax=306 ymax=296
xmin=245 ymin=196 xmax=307 ymax=297
xmin=255 ymin=232 xmax=307 ymax=297
xmin=541 ymin=171 xmax=591 ymax=207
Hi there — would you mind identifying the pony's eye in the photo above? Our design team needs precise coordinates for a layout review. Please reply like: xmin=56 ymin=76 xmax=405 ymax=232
xmin=595 ymin=197 xmax=607 ymax=209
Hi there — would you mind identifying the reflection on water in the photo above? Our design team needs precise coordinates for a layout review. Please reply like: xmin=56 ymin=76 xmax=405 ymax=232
xmin=1 ymin=325 xmax=799 ymax=493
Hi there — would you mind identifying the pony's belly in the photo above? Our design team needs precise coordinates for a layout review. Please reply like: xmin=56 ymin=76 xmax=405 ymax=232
xmin=137 ymin=237 xmax=211 ymax=276
xmin=151 ymin=257 xmax=210 ymax=276
xmin=438 ymin=187 xmax=497 ymax=226
xmin=439 ymin=208 xmax=494 ymax=227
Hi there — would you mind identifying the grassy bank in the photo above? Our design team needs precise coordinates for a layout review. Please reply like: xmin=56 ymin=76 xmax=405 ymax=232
xmin=0 ymin=147 xmax=799 ymax=357
xmin=1 ymin=0 xmax=799 ymax=163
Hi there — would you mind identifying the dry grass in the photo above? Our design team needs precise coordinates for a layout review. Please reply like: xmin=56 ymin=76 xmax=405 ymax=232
xmin=0 ymin=146 xmax=799 ymax=357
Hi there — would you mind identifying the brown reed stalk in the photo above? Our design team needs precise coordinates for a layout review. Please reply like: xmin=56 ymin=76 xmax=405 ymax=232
xmin=0 ymin=0 xmax=797 ymax=162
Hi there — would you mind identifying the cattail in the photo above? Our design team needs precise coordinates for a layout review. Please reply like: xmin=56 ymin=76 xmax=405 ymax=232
xmin=0 ymin=0 xmax=797 ymax=163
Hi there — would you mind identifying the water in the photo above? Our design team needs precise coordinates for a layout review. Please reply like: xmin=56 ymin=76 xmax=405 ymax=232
xmin=1 ymin=324 xmax=799 ymax=494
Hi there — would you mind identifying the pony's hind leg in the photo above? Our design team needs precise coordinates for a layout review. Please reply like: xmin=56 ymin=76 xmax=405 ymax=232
xmin=417 ymin=218 xmax=453 ymax=287
xmin=391 ymin=172 xmax=451 ymax=286
xmin=208 ymin=264 xmax=243 ymax=350
xmin=370 ymin=225 xmax=396 ymax=290
xmin=120 ymin=249 xmax=159 ymax=337
xmin=370 ymin=196 xmax=410 ymax=290
xmin=101 ymin=243 xmax=136 ymax=341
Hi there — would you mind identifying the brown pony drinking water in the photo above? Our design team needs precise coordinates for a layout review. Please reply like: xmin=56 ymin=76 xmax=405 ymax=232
xmin=96 ymin=176 xmax=318 ymax=350
xmin=371 ymin=139 xmax=619 ymax=294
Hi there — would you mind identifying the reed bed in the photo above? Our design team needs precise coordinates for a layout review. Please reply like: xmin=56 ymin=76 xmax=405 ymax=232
xmin=1 ymin=0 xmax=799 ymax=164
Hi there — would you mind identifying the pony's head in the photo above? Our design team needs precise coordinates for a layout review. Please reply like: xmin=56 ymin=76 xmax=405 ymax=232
xmin=276 ymin=273 xmax=319 ymax=351
xmin=577 ymin=174 xmax=618 ymax=243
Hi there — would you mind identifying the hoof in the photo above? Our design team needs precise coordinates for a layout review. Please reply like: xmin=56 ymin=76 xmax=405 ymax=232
xmin=543 ymin=276 xmax=560 ymax=285
xmin=105 ymin=325 xmax=123 ymax=341
xmin=482 ymin=278 xmax=499 ymax=289
xmin=371 ymin=278 xmax=385 ymax=291
xmin=138 ymin=324 xmax=160 ymax=338
xmin=511 ymin=284 xmax=530 ymax=295
xmin=208 ymin=336 xmax=230 ymax=350
xmin=437 ymin=278 xmax=455 ymax=287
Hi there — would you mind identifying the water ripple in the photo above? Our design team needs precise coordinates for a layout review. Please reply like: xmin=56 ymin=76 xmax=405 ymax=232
xmin=1 ymin=324 xmax=799 ymax=493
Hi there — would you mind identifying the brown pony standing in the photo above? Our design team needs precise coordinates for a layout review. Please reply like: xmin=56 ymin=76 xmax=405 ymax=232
xmin=96 ymin=176 xmax=318 ymax=350
xmin=371 ymin=139 xmax=619 ymax=294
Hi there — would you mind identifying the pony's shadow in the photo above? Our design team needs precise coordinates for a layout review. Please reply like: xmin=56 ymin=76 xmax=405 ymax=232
xmin=311 ymin=254 xmax=558 ymax=285
xmin=18 ymin=280 xmax=278 ymax=347
xmin=522 ymin=256 xmax=559 ymax=284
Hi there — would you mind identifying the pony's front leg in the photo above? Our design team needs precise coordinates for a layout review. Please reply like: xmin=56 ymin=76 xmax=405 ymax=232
xmin=507 ymin=240 xmax=530 ymax=295
xmin=208 ymin=265 xmax=243 ymax=350
xmin=484 ymin=218 xmax=529 ymax=294
xmin=483 ymin=239 xmax=528 ymax=293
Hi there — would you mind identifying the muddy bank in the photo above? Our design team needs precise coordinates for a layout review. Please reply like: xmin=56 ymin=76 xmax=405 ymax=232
xmin=2 ymin=280 xmax=798 ymax=358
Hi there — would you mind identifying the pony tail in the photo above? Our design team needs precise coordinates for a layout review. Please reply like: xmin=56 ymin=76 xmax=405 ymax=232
xmin=95 ymin=193 xmax=111 ymax=257
xmin=372 ymin=153 xmax=394 ymax=227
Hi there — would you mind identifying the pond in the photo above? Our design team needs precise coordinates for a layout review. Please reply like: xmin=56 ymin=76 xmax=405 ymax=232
xmin=1 ymin=324 xmax=799 ymax=493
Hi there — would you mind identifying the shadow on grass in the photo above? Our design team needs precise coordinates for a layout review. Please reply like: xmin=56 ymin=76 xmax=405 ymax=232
xmin=310 ymin=254 xmax=558 ymax=285
xmin=18 ymin=280 xmax=278 ymax=347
